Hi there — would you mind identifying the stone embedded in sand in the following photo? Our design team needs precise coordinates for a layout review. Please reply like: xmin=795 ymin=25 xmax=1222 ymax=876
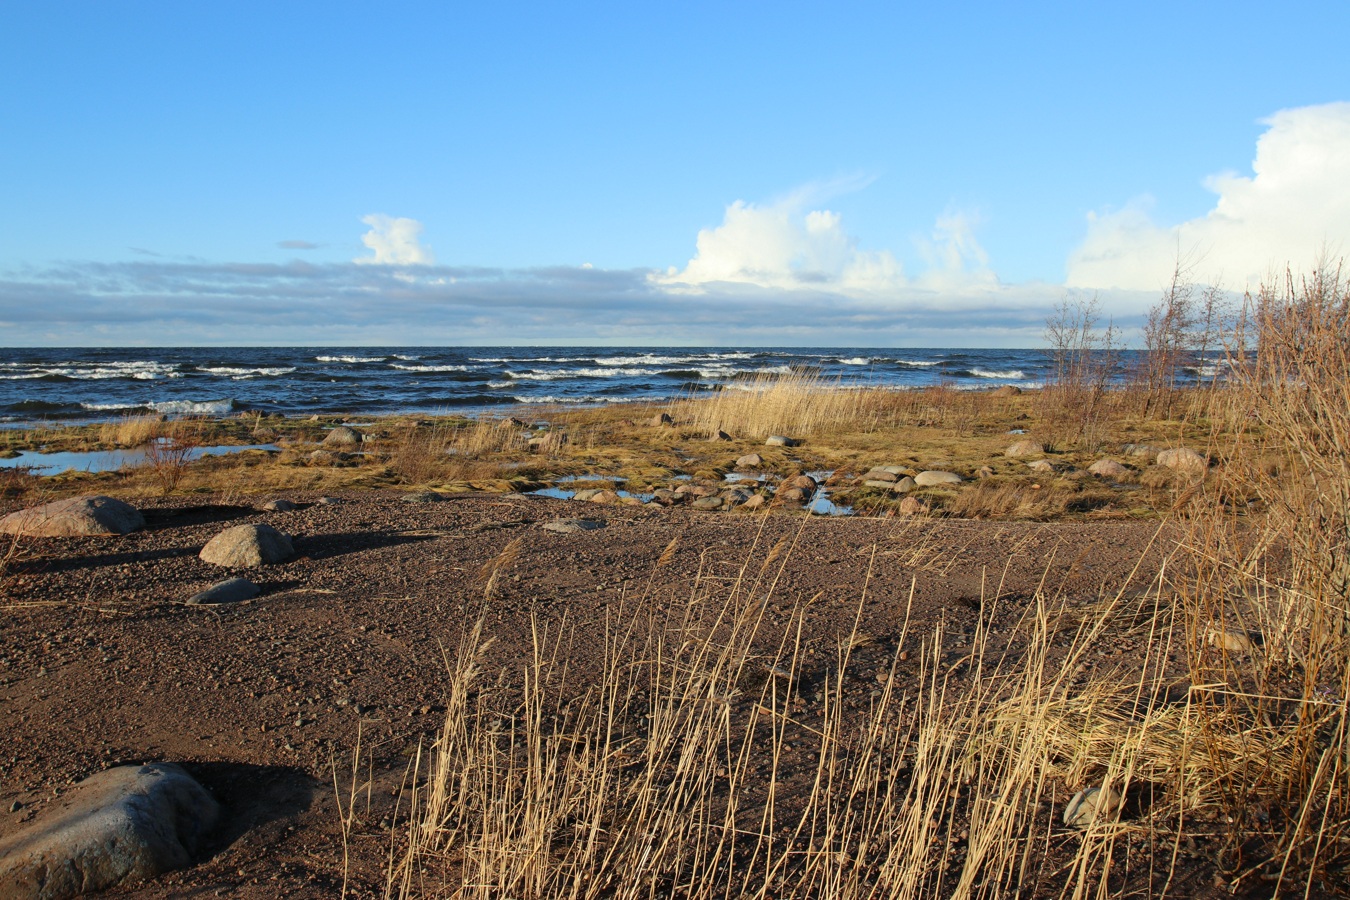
xmin=765 ymin=435 xmax=798 ymax=447
xmin=186 ymin=577 xmax=259 ymax=605
xmin=1207 ymin=626 xmax=1261 ymax=653
xmin=913 ymin=470 xmax=963 ymax=487
xmin=0 ymin=763 xmax=219 ymax=900
xmin=542 ymin=518 xmax=605 ymax=534
xmin=1063 ymin=785 xmax=1121 ymax=829
xmin=321 ymin=425 xmax=363 ymax=448
xmin=199 ymin=524 xmax=293 ymax=567
xmin=707 ymin=430 xmax=733 ymax=442
xmin=260 ymin=499 xmax=297 ymax=512
xmin=992 ymin=385 xmax=1022 ymax=397
xmin=1157 ymin=447 xmax=1208 ymax=476
xmin=1005 ymin=439 xmax=1044 ymax=458
xmin=897 ymin=497 xmax=930 ymax=516
xmin=1087 ymin=459 xmax=1130 ymax=478
xmin=735 ymin=453 xmax=763 ymax=469
xmin=0 ymin=496 xmax=144 ymax=538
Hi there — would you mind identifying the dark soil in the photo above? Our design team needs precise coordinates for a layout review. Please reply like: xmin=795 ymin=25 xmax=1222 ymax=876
xmin=0 ymin=491 xmax=1237 ymax=897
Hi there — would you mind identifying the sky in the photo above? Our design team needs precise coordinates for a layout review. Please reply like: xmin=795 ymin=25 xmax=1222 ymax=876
xmin=1 ymin=2 xmax=1347 ymax=347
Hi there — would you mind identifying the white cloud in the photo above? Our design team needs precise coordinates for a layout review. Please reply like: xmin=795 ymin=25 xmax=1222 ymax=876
xmin=354 ymin=214 xmax=435 ymax=266
xmin=653 ymin=187 xmax=905 ymax=294
xmin=1067 ymin=102 xmax=1350 ymax=291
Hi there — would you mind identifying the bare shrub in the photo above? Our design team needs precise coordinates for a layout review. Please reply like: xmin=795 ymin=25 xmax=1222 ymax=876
xmin=1039 ymin=292 xmax=1120 ymax=451
xmin=140 ymin=419 xmax=203 ymax=495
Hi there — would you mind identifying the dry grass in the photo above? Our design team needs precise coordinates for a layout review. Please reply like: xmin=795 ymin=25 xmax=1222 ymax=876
xmin=97 ymin=413 xmax=163 ymax=448
xmin=385 ymin=520 xmax=1273 ymax=899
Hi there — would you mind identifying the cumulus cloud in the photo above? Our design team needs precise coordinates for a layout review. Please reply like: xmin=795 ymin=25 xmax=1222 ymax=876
xmin=1067 ymin=102 xmax=1350 ymax=291
xmin=354 ymin=214 xmax=434 ymax=266
xmin=654 ymin=184 xmax=905 ymax=294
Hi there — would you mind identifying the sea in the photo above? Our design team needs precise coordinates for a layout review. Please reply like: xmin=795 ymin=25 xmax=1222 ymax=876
xmin=0 ymin=346 xmax=1090 ymax=425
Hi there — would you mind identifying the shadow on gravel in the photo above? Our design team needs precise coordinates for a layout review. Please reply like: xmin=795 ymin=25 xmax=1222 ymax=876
xmin=182 ymin=761 xmax=317 ymax=856
xmin=142 ymin=504 xmax=256 ymax=530
xmin=295 ymin=530 xmax=437 ymax=561
xmin=37 ymin=545 xmax=197 ymax=573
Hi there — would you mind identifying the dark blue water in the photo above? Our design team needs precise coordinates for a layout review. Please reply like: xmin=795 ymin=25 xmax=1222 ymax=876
xmin=0 ymin=346 xmax=1078 ymax=423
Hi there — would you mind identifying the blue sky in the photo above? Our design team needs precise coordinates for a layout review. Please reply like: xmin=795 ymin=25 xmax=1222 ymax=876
xmin=2 ymin=2 xmax=1347 ymax=346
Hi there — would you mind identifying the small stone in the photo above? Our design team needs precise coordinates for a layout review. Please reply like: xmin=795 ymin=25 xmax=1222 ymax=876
xmin=913 ymin=470 xmax=962 ymax=487
xmin=765 ymin=435 xmax=798 ymax=447
xmin=260 ymin=499 xmax=296 ymax=512
xmin=1063 ymin=786 xmax=1121 ymax=829
xmin=8 ymin=801 xmax=22 ymax=813
xmin=1207 ymin=626 xmax=1261 ymax=653
xmin=321 ymin=425 xmax=363 ymax=448
xmin=1157 ymin=447 xmax=1208 ymax=476
xmin=315 ymin=496 xmax=341 ymax=505
xmin=541 ymin=518 xmax=606 ymax=534
xmin=739 ymin=494 xmax=767 ymax=510
xmin=691 ymin=496 xmax=724 ymax=510
xmin=897 ymin=497 xmax=930 ymax=516
xmin=1027 ymin=459 xmax=1055 ymax=473
xmin=401 ymin=491 xmax=442 ymax=503
xmin=1005 ymin=439 xmax=1044 ymax=458
xmin=186 ymin=578 xmax=260 ymax=605
xmin=588 ymin=490 xmax=621 ymax=504
xmin=1087 ymin=459 xmax=1130 ymax=479
xmin=861 ymin=469 xmax=898 ymax=483
xmin=976 ymin=466 xmax=995 ymax=479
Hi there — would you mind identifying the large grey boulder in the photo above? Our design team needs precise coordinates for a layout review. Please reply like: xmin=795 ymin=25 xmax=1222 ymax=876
xmin=198 ymin=524 xmax=293 ymax=567
xmin=0 ymin=496 xmax=143 ymax=538
xmin=1157 ymin=447 xmax=1208 ymax=476
xmin=0 ymin=763 xmax=219 ymax=900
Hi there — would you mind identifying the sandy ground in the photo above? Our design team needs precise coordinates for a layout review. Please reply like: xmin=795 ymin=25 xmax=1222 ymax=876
xmin=1 ymin=491 xmax=1214 ymax=898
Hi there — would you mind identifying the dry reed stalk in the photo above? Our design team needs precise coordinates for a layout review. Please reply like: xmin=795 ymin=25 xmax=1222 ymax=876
xmin=387 ymin=529 xmax=1203 ymax=899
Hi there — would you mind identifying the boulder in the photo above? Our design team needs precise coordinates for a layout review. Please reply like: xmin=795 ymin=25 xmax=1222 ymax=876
xmin=913 ymin=470 xmax=962 ymax=487
xmin=1005 ymin=439 xmax=1044 ymax=458
xmin=864 ymin=480 xmax=899 ymax=489
xmin=321 ymin=425 xmax=363 ymax=448
xmin=1157 ymin=447 xmax=1208 ymax=476
xmin=186 ymin=577 xmax=260 ymax=605
xmin=861 ymin=470 xmax=898 ymax=483
xmin=541 ymin=518 xmax=605 ymax=534
xmin=765 ymin=435 xmax=798 ymax=447
xmin=260 ymin=499 xmax=296 ymax=512
xmin=976 ymin=466 xmax=995 ymax=479
xmin=738 ymin=494 xmax=767 ymax=510
xmin=0 ymin=496 xmax=143 ymax=537
xmin=897 ymin=497 xmax=930 ymax=516
xmin=1027 ymin=459 xmax=1056 ymax=473
xmin=588 ymin=490 xmax=621 ymax=505
xmin=1087 ymin=459 xmax=1130 ymax=479
xmin=691 ymin=496 xmax=724 ymax=510
xmin=571 ymin=489 xmax=601 ymax=502
xmin=780 ymin=474 xmax=818 ymax=493
xmin=647 ymin=413 xmax=673 ymax=427
xmin=992 ymin=385 xmax=1022 ymax=397
xmin=198 ymin=524 xmax=293 ymax=567
xmin=707 ymin=430 xmax=733 ymax=442
xmin=0 ymin=763 xmax=219 ymax=900
xmin=891 ymin=476 xmax=917 ymax=493
xmin=735 ymin=453 xmax=763 ymax=469
xmin=1063 ymin=786 xmax=1121 ymax=829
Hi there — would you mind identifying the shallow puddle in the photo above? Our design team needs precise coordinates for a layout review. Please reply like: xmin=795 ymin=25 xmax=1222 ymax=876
xmin=0 ymin=444 xmax=279 ymax=475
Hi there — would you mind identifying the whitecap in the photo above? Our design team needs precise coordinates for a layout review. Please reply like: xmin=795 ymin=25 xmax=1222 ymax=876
xmin=968 ymin=368 xmax=1025 ymax=379
xmin=316 ymin=355 xmax=384 ymax=363
xmin=389 ymin=364 xmax=470 ymax=372
xmin=149 ymin=399 xmax=235 ymax=416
